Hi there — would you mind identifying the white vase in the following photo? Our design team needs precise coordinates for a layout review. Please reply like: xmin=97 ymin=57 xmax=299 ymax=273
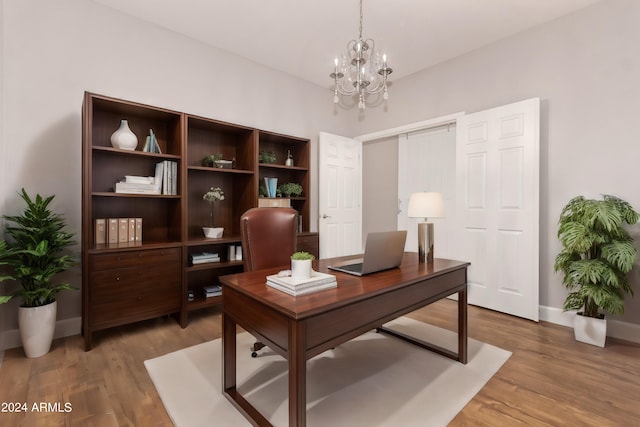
xmin=18 ymin=300 xmax=57 ymax=358
xmin=573 ymin=313 xmax=607 ymax=347
xmin=291 ymin=259 xmax=312 ymax=280
xmin=110 ymin=119 xmax=138 ymax=150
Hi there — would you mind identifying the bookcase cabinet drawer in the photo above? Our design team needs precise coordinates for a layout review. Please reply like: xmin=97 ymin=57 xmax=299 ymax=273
xmin=87 ymin=247 xmax=181 ymax=330
xmin=90 ymin=247 xmax=181 ymax=271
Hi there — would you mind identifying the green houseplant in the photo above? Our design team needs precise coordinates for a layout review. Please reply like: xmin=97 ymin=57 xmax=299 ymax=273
xmin=553 ymin=195 xmax=638 ymax=345
xmin=0 ymin=189 xmax=76 ymax=357
xmin=279 ymin=182 xmax=303 ymax=198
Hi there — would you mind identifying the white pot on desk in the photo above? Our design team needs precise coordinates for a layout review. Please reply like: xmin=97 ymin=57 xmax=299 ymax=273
xmin=291 ymin=259 xmax=312 ymax=280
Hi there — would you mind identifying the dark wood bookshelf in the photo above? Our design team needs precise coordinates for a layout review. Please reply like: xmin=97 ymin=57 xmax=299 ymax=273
xmin=82 ymin=92 xmax=315 ymax=349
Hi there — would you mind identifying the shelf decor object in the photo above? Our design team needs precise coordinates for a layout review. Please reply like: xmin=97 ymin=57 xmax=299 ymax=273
xmin=110 ymin=119 xmax=138 ymax=150
xmin=407 ymin=192 xmax=444 ymax=263
xmin=202 ymin=187 xmax=225 ymax=239
xmin=330 ymin=0 xmax=393 ymax=110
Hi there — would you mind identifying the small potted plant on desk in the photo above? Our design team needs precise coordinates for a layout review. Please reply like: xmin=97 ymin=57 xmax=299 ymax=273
xmin=554 ymin=194 xmax=639 ymax=347
xmin=0 ymin=189 xmax=76 ymax=358
xmin=291 ymin=251 xmax=315 ymax=280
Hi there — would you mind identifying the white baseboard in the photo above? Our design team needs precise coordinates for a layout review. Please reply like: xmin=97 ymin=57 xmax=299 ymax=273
xmin=539 ymin=305 xmax=640 ymax=344
xmin=1 ymin=316 xmax=81 ymax=351
xmin=2 ymin=308 xmax=639 ymax=352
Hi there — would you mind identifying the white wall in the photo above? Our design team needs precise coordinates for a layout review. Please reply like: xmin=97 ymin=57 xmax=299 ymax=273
xmin=358 ymin=0 xmax=640 ymax=326
xmin=0 ymin=0 xmax=353 ymax=341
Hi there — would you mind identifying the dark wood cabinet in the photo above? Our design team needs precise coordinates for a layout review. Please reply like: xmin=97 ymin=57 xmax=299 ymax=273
xmin=82 ymin=92 xmax=316 ymax=349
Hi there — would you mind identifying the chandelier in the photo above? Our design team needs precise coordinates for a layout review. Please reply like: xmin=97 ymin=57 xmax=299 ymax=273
xmin=330 ymin=0 xmax=393 ymax=110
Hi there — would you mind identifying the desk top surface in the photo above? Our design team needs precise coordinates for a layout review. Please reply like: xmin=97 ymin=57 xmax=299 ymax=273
xmin=219 ymin=253 xmax=469 ymax=319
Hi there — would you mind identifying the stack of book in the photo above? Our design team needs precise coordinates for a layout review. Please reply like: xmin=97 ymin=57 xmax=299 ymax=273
xmin=203 ymin=285 xmax=222 ymax=298
xmin=114 ymin=175 xmax=161 ymax=195
xmin=189 ymin=252 xmax=220 ymax=265
xmin=266 ymin=271 xmax=337 ymax=296
xmin=114 ymin=160 xmax=178 ymax=195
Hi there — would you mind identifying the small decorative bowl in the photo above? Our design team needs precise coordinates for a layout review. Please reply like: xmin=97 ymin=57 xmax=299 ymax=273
xmin=214 ymin=160 xmax=233 ymax=169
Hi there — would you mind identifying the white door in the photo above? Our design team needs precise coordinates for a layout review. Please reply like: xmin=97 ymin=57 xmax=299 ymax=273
xmin=397 ymin=126 xmax=456 ymax=259
xmin=455 ymin=98 xmax=540 ymax=321
xmin=318 ymin=132 xmax=362 ymax=258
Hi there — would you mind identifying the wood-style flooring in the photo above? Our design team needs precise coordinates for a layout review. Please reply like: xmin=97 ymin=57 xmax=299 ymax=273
xmin=1 ymin=300 xmax=639 ymax=426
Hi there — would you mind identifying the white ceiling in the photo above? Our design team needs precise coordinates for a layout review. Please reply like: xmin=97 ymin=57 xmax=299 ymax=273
xmin=93 ymin=0 xmax=600 ymax=89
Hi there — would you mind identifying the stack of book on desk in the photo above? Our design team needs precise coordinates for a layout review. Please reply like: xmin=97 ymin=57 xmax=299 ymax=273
xmin=203 ymin=285 xmax=222 ymax=298
xmin=266 ymin=271 xmax=337 ymax=296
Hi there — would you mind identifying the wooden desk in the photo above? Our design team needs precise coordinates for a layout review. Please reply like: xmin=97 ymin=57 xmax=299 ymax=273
xmin=220 ymin=254 xmax=470 ymax=427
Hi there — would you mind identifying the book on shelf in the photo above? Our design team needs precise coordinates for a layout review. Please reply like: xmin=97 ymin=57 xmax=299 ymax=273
xmin=118 ymin=218 xmax=128 ymax=243
xmin=124 ymin=175 xmax=155 ymax=185
xmin=142 ymin=129 xmax=162 ymax=154
xmin=152 ymin=160 xmax=178 ymax=195
xmin=114 ymin=181 xmax=161 ymax=195
xmin=107 ymin=218 xmax=118 ymax=245
xmin=95 ymin=219 xmax=106 ymax=244
xmin=203 ymin=285 xmax=222 ymax=297
xmin=135 ymin=218 xmax=142 ymax=243
xmin=96 ymin=217 xmax=142 ymax=246
xmin=189 ymin=252 xmax=220 ymax=266
xmin=127 ymin=218 xmax=136 ymax=243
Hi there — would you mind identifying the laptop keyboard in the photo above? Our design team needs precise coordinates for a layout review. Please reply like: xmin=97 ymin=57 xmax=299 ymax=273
xmin=340 ymin=263 xmax=363 ymax=272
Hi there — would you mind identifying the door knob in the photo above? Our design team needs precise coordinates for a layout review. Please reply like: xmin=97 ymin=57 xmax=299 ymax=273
xmin=321 ymin=213 xmax=331 ymax=219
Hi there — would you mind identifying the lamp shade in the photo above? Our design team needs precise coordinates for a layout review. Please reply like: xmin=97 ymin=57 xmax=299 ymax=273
xmin=407 ymin=192 xmax=444 ymax=219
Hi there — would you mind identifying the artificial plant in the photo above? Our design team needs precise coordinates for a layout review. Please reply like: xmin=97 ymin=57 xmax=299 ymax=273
xmin=0 ymin=189 xmax=76 ymax=306
xmin=553 ymin=194 xmax=638 ymax=318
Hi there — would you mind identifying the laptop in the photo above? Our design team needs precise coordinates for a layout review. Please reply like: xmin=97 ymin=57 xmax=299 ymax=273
xmin=328 ymin=230 xmax=407 ymax=276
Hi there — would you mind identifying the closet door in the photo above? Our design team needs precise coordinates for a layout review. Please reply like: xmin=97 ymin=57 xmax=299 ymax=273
xmin=397 ymin=126 xmax=456 ymax=258
xmin=455 ymin=98 xmax=540 ymax=321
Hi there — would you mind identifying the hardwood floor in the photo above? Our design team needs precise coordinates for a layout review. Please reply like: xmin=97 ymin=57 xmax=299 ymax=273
xmin=1 ymin=300 xmax=638 ymax=426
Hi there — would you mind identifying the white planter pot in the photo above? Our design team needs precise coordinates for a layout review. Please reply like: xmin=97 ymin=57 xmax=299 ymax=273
xmin=18 ymin=300 xmax=57 ymax=358
xmin=291 ymin=259 xmax=312 ymax=280
xmin=573 ymin=313 xmax=607 ymax=347
xmin=202 ymin=227 xmax=224 ymax=239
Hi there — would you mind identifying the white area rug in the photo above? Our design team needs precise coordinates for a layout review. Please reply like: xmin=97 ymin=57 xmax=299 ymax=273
xmin=145 ymin=317 xmax=511 ymax=427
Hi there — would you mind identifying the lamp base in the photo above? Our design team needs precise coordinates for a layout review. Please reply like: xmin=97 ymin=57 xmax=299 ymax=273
xmin=417 ymin=222 xmax=434 ymax=263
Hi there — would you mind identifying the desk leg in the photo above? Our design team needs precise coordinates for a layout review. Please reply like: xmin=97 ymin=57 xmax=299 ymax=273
xmin=222 ymin=312 xmax=237 ymax=393
xmin=289 ymin=320 xmax=306 ymax=427
xmin=458 ymin=286 xmax=468 ymax=364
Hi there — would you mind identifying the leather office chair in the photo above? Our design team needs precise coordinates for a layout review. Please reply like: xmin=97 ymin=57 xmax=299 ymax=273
xmin=240 ymin=207 xmax=298 ymax=356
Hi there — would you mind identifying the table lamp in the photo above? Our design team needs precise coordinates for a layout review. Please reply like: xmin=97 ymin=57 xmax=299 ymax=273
xmin=407 ymin=192 xmax=444 ymax=263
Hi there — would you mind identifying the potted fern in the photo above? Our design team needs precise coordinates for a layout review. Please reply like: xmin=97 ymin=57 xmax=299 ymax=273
xmin=0 ymin=189 xmax=76 ymax=357
xmin=553 ymin=194 xmax=638 ymax=347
